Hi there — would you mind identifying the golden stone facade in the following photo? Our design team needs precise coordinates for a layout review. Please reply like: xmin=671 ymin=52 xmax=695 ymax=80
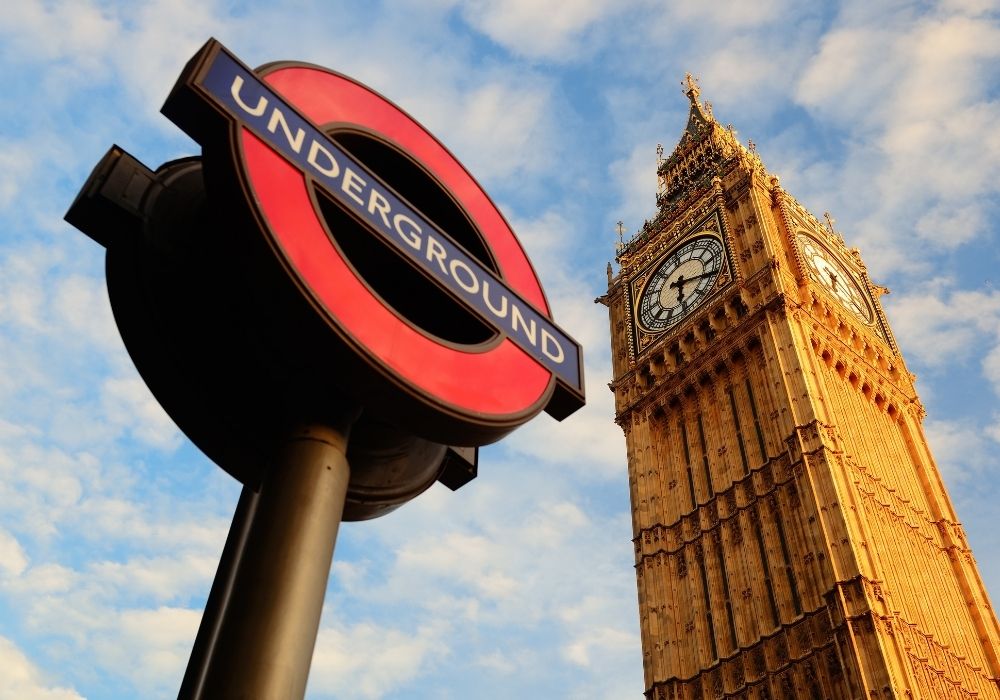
xmin=599 ymin=79 xmax=1000 ymax=699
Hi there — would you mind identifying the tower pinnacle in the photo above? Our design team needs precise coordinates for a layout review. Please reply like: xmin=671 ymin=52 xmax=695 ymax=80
xmin=683 ymin=72 xmax=701 ymax=103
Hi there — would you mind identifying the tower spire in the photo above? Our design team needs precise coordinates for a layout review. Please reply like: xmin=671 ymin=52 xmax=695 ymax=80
xmin=677 ymin=72 xmax=715 ymax=142
xmin=683 ymin=72 xmax=701 ymax=104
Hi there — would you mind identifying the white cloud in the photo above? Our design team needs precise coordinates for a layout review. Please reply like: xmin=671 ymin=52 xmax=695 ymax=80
xmin=915 ymin=203 xmax=984 ymax=248
xmin=562 ymin=624 xmax=635 ymax=667
xmin=0 ymin=0 xmax=118 ymax=65
xmin=0 ymin=382 xmax=230 ymax=698
xmin=665 ymin=0 xmax=791 ymax=29
xmin=0 ymin=516 xmax=228 ymax=697
xmin=100 ymin=376 xmax=182 ymax=451
xmin=423 ymin=79 xmax=555 ymax=181
xmin=451 ymin=0 xmax=631 ymax=61
xmin=940 ymin=0 xmax=997 ymax=13
xmin=309 ymin=621 xmax=449 ymax=699
xmin=395 ymin=531 xmax=523 ymax=602
xmin=342 ymin=475 xmax=638 ymax=649
xmin=474 ymin=649 xmax=518 ymax=673
xmin=699 ymin=37 xmax=785 ymax=107
xmin=90 ymin=555 xmax=218 ymax=602
xmin=796 ymin=26 xmax=901 ymax=126
xmin=0 ymin=636 xmax=83 ymax=700
xmin=0 ymin=143 xmax=37 ymax=211
xmin=924 ymin=418 xmax=997 ymax=486
xmin=886 ymin=282 xmax=1000 ymax=398
xmin=0 ymin=527 xmax=29 ymax=578
xmin=609 ymin=143 xmax=660 ymax=239
xmin=51 ymin=275 xmax=119 ymax=353
xmin=0 ymin=247 xmax=52 ymax=332
xmin=70 ymin=495 xmax=231 ymax=552
xmin=0 ymin=440 xmax=87 ymax=540
xmin=97 ymin=606 xmax=202 ymax=695
xmin=6 ymin=563 xmax=75 ymax=596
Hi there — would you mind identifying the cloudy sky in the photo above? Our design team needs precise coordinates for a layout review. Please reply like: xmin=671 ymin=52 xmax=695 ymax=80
xmin=1 ymin=0 xmax=999 ymax=698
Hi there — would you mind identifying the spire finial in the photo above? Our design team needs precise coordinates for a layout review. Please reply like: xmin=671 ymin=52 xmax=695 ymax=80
xmin=656 ymin=143 xmax=664 ymax=166
xmin=683 ymin=73 xmax=701 ymax=103
xmin=823 ymin=211 xmax=836 ymax=235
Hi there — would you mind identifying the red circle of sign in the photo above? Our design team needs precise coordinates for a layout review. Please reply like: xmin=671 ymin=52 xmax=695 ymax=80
xmin=238 ymin=66 xmax=553 ymax=419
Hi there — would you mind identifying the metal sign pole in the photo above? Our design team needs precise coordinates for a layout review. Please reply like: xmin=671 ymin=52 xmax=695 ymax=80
xmin=178 ymin=484 xmax=261 ymax=699
xmin=191 ymin=417 xmax=356 ymax=699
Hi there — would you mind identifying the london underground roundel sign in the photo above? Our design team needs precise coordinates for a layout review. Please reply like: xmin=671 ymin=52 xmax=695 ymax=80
xmin=162 ymin=40 xmax=584 ymax=444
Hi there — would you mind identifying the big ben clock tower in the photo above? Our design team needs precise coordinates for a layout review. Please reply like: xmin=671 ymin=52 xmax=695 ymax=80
xmin=599 ymin=76 xmax=1000 ymax=699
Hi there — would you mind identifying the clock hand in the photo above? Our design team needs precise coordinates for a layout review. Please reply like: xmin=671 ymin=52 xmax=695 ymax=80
xmin=670 ymin=271 xmax=716 ymax=289
xmin=684 ymin=270 xmax=717 ymax=282
xmin=669 ymin=274 xmax=687 ymax=303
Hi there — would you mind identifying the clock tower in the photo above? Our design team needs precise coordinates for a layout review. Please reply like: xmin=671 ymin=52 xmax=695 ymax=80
xmin=599 ymin=77 xmax=1000 ymax=699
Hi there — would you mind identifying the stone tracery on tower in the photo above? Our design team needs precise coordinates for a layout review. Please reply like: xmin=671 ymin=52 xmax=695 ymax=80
xmin=599 ymin=79 xmax=1000 ymax=700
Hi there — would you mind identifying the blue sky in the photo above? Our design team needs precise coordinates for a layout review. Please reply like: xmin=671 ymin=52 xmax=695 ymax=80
xmin=1 ymin=0 xmax=999 ymax=698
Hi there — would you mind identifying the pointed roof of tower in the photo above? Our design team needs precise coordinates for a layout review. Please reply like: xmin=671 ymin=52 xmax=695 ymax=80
xmin=656 ymin=76 xmax=766 ymax=214
xmin=680 ymin=73 xmax=714 ymax=139
xmin=661 ymin=73 xmax=750 ymax=172
xmin=618 ymin=76 xmax=766 ymax=261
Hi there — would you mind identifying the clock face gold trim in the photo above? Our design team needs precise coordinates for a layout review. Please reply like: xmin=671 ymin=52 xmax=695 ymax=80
xmin=636 ymin=234 xmax=726 ymax=333
xmin=798 ymin=234 xmax=874 ymax=324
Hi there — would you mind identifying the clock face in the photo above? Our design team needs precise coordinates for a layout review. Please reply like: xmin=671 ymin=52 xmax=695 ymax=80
xmin=798 ymin=235 xmax=874 ymax=324
xmin=637 ymin=235 xmax=725 ymax=333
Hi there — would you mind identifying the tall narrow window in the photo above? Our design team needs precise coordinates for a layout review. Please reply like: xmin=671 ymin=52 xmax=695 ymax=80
xmin=752 ymin=507 xmax=780 ymax=628
xmin=714 ymin=532 xmax=739 ymax=652
xmin=696 ymin=548 xmax=719 ymax=660
xmin=772 ymin=504 xmax=803 ymax=615
xmin=680 ymin=420 xmax=697 ymax=509
xmin=696 ymin=414 xmax=714 ymax=498
xmin=727 ymin=386 xmax=750 ymax=475
xmin=745 ymin=378 xmax=767 ymax=463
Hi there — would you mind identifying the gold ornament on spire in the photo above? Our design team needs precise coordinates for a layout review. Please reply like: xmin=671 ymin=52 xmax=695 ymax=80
xmin=823 ymin=211 xmax=836 ymax=234
xmin=683 ymin=73 xmax=701 ymax=102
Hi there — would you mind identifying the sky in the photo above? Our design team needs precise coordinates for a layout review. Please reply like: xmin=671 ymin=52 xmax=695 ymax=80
xmin=1 ymin=0 xmax=999 ymax=698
